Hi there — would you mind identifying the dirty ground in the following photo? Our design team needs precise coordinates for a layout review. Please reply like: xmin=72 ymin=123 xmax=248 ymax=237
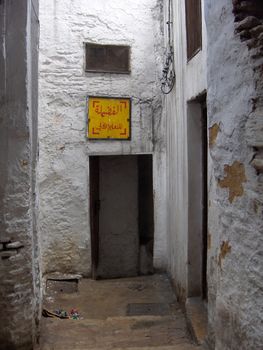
xmin=38 ymin=274 xmax=201 ymax=350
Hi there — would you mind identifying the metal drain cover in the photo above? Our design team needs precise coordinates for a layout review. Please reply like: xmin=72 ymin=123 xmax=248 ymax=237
xmin=126 ymin=303 xmax=172 ymax=316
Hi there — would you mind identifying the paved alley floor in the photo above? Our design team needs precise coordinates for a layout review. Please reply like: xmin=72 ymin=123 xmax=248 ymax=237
xmin=39 ymin=274 xmax=200 ymax=350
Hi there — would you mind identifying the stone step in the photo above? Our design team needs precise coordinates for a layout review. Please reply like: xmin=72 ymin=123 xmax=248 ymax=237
xmin=185 ymin=298 xmax=208 ymax=345
xmin=40 ymin=315 xmax=198 ymax=350
xmin=40 ymin=345 xmax=199 ymax=350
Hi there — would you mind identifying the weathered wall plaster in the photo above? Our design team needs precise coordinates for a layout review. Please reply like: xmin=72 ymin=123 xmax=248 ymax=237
xmin=164 ymin=0 xmax=207 ymax=300
xmin=205 ymin=0 xmax=263 ymax=348
xmin=218 ymin=161 xmax=247 ymax=203
xmin=38 ymin=0 xmax=166 ymax=277
xmin=209 ymin=124 xmax=220 ymax=148
xmin=0 ymin=0 xmax=40 ymax=348
xmin=165 ymin=0 xmax=262 ymax=348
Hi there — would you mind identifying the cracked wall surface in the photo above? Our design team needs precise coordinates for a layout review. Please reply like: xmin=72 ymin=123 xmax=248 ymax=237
xmin=205 ymin=0 xmax=263 ymax=348
xmin=38 ymin=0 xmax=166 ymax=277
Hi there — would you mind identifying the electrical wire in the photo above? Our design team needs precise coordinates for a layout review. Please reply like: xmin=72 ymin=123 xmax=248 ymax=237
xmin=161 ymin=0 xmax=175 ymax=95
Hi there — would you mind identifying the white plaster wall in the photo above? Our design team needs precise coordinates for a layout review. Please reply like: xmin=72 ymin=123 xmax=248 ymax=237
xmin=0 ymin=1 xmax=40 ymax=347
xmin=205 ymin=1 xmax=263 ymax=348
xmin=164 ymin=0 xmax=207 ymax=297
xmin=38 ymin=0 xmax=167 ymax=276
xmin=165 ymin=0 xmax=262 ymax=348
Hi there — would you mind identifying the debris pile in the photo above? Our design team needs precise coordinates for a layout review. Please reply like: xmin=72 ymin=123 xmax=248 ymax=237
xmin=42 ymin=308 xmax=81 ymax=320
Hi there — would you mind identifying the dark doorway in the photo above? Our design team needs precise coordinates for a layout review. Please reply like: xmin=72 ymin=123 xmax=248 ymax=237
xmin=89 ymin=155 xmax=154 ymax=279
xmin=201 ymin=101 xmax=208 ymax=300
xmin=187 ymin=95 xmax=208 ymax=299
xmin=138 ymin=155 xmax=154 ymax=275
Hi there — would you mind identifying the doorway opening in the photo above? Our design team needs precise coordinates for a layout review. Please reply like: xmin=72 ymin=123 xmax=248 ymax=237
xmin=187 ymin=94 xmax=208 ymax=299
xmin=89 ymin=154 xmax=154 ymax=280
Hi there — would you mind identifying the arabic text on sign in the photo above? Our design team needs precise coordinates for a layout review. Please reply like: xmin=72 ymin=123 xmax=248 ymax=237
xmin=88 ymin=97 xmax=130 ymax=140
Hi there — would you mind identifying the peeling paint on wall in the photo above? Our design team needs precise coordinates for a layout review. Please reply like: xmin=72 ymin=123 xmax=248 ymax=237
xmin=207 ymin=233 xmax=212 ymax=250
xmin=205 ymin=1 xmax=263 ymax=347
xmin=209 ymin=123 xmax=220 ymax=147
xmin=218 ymin=241 xmax=231 ymax=268
xmin=218 ymin=161 xmax=247 ymax=203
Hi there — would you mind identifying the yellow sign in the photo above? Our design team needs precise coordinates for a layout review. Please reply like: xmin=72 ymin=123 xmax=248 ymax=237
xmin=87 ymin=96 xmax=131 ymax=140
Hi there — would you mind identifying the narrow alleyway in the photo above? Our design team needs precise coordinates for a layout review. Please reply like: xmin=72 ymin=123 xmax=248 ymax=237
xmin=39 ymin=275 xmax=200 ymax=350
xmin=1 ymin=1 xmax=262 ymax=349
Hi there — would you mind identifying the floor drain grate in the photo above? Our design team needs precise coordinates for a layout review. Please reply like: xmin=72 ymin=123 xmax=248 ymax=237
xmin=126 ymin=303 xmax=172 ymax=316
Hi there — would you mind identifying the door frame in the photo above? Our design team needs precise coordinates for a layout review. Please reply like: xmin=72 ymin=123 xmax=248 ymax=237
xmin=89 ymin=156 xmax=100 ymax=279
xmin=187 ymin=94 xmax=208 ymax=299
xmin=89 ymin=154 xmax=154 ymax=279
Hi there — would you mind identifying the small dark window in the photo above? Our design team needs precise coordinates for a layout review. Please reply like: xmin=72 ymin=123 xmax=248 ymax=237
xmin=185 ymin=0 xmax=202 ymax=61
xmin=85 ymin=43 xmax=130 ymax=74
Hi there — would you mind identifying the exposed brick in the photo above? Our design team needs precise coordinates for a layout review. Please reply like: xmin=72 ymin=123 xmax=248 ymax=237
xmin=6 ymin=241 xmax=24 ymax=249
xmin=233 ymin=0 xmax=263 ymax=51
xmin=0 ymin=237 xmax=11 ymax=243
xmin=239 ymin=29 xmax=251 ymax=41
xmin=234 ymin=13 xmax=246 ymax=22
xmin=235 ymin=16 xmax=261 ymax=32
xmin=246 ymin=38 xmax=257 ymax=49
xmin=251 ymin=158 xmax=263 ymax=173
xmin=250 ymin=25 xmax=263 ymax=38
xmin=251 ymin=47 xmax=263 ymax=59
xmin=239 ymin=1 xmax=256 ymax=11
xmin=0 ymin=251 xmax=17 ymax=259
xmin=234 ymin=1 xmax=263 ymax=17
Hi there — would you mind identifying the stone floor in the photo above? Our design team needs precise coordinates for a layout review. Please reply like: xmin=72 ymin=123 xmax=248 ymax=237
xmin=38 ymin=274 xmax=201 ymax=350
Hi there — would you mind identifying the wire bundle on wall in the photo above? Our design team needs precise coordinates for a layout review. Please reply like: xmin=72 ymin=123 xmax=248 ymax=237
xmin=161 ymin=0 xmax=175 ymax=94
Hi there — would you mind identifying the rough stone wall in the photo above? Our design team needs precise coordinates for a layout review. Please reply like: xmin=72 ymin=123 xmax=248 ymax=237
xmin=38 ymin=0 xmax=166 ymax=277
xmin=205 ymin=0 xmax=263 ymax=348
xmin=0 ymin=0 xmax=40 ymax=349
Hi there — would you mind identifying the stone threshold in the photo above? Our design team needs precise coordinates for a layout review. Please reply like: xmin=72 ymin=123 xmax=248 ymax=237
xmin=185 ymin=297 xmax=208 ymax=346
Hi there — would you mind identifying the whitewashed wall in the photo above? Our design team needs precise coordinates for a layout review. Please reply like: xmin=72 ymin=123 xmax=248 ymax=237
xmin=165 ymin=0 xmax=263 ymax=348
xmin=205 ymin=1 xmax=263 ymax=348
xmin=164 ymin=0 xmax=207 ymax=297
xmin=38 ymin=0 xmax=167 ymax=276
xmin=0 ymin=1 xmax=40 ymax=348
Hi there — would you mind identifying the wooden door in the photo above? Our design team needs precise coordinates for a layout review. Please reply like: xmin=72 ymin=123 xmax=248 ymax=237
xmin=90 ymin=155 xmax=140 ymax=279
